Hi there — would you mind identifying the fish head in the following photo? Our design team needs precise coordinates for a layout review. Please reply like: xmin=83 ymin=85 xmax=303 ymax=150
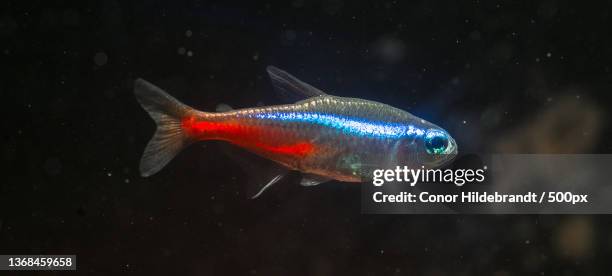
xmin=398 ymin=122 xmax=458 ymax=169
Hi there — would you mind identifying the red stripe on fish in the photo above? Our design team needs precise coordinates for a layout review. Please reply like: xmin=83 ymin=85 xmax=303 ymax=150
xmin=258 ymin=142 xmax=314 ymax=156
xmin=181 ymin=116 xmax=315 ymax=157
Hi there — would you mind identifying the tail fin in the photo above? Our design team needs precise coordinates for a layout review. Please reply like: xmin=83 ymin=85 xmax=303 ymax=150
xmin=134 ymin=79 xmax=194 ymax=177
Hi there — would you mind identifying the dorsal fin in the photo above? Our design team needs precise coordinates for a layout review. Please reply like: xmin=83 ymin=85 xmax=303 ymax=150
xmin=215 ymin=103 xmax=233 ymax=112
xmin=266 ymin=66 xmax=328 ymax=102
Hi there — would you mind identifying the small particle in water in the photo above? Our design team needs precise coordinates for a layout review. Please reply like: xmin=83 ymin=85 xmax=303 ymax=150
xmin=292 ymin=0 xmax=304 ymax=8
xmin=124 ymin=178 xmax=130 ymax=184
xmin=546 ymin=52 xmax=552 ymax=58
xmin=187 ymin=51 xmax=193 ymax=57
xmin=177 ymin=47 xmax=186 ymax=55
xmin=94 ymin=52 xmax=108 ymax=66
xmin=483 ymin=165 xmax=488 ymax=170
xmin=185 ymin=30 xmax=192 ymax=37
xmin=285 ymin=30 xmax=297 ymax=41
xmin=252 ymin=52 xmax=259 ymax=61
xmin=451 ymin=77 xmax=460 ymax=86
xmin=535 ymin=57 xmax=540 ymax=62
xmin=43 ymin=158 xmax=62 ymax=175
xmin=462 ymin=120 xmax=467 ymax=124
xmin=546 ymin=97 xmax=553 ymax=102
xmin=107 ymin=172 xmax=112 ymax=177
xmin=469 ymin=30 xmax=481 ymax=41
xmin=76 ymin=207 xmax=86 ymax=216
xmin=525 ymin=240 xmax=531 ymax=244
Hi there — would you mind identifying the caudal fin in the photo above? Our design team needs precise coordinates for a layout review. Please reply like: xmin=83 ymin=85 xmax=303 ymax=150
xmin=134 ymin=79 xmax=194 ymax=177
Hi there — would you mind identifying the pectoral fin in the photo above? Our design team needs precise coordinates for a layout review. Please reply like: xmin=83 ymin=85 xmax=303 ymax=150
xmin=251 ymin=174 xmax=286 ymax=199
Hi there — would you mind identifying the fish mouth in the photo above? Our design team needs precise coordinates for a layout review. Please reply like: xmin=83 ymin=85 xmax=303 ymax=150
xmin=431 ymin=153 xmax=457 ymax=168
xmin=448 ymin=136 xmax=458 ymax=155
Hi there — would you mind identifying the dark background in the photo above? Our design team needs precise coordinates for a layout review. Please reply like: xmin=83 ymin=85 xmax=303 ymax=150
xmin=2 ymin=0 xmax=612 ymax=274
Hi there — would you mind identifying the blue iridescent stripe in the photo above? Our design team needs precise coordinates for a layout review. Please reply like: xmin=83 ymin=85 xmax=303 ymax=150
xmin=253 ymin=112 xmax=425 ymax=138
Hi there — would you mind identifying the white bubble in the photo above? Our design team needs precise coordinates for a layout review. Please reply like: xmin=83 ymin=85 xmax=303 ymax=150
xmin=374 ymin=36 xmax=406 ymax=64
xmin=94 ymin=52 xmax=108 ymax=66
xmin=187 ymin=50 xmax=193 ymax=57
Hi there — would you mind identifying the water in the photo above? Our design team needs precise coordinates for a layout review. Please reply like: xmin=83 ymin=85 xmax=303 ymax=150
xmin=3 ymin=1 xmax=612 ymax=274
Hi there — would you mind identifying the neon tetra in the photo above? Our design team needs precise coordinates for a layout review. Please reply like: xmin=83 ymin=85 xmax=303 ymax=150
xmin=134 ymin=66 xmax=457 ymax=197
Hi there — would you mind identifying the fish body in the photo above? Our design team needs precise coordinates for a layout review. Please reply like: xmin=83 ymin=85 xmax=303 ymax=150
xmin=134 ymin=66 xmax=457 ymax=196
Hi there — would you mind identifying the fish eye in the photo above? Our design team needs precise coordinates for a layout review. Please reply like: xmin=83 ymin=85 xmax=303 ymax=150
xmin=424 ymin=130 xmax=449 ymax=155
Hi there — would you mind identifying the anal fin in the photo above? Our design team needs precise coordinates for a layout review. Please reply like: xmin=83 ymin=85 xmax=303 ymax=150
xmin=300 ymin=173 xmax=331 ymax=186
xmin=218 ymin=143 xmax=289 ymax=199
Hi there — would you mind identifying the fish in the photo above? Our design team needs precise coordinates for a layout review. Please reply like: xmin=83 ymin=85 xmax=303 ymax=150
xmin=134 ymin=66 xmax=458 ymax=197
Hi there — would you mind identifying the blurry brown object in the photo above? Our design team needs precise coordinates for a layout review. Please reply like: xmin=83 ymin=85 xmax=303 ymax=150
xmin=496 ymin=96 xmax=602 ymax=153
xmin=555 ymin=216 xmax=594 ymax=259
